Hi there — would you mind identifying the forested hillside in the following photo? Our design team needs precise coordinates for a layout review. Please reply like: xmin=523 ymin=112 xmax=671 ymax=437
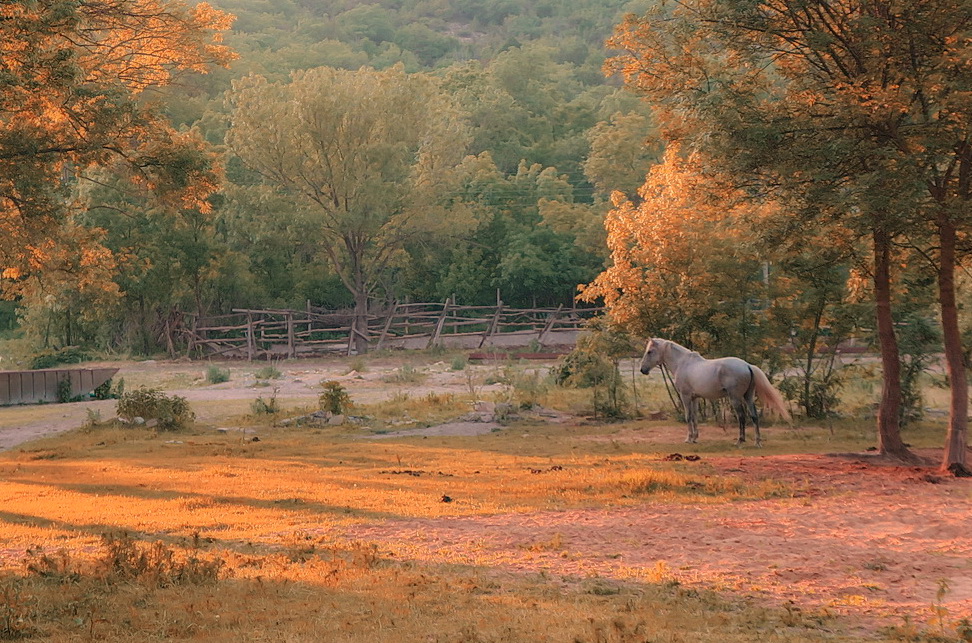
xmin=4 ymin=0 xmax=660 ymax=356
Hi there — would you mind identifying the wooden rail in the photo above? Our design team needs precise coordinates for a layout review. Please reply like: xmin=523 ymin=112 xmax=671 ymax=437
xmin=184 ymin=302 xmax=600 ymax=360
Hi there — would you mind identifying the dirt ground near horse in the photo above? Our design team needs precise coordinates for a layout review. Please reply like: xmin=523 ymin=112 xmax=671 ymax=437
xmin=0 ymin=356 xmax=969 ymax=638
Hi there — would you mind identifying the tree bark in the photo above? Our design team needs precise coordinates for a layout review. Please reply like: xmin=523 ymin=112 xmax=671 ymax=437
xmin=873 ymin=228 xmax=918 ymax=462
xmin=352 ymin=290 xmax=370 ymax=355
xmin=936 ymin=218 xmax=970 ymax=474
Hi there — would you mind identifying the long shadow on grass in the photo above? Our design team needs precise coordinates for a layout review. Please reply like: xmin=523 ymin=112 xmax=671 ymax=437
xmin=0 ymin=477 xmax=407 ymax=522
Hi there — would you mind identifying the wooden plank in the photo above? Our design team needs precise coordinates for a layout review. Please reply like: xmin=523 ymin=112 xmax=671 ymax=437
xmin=43 ymin=371 xmax=58 ymax=403
xmin=536 ymin=304 xmax=563 ymax=346
xmin=427 ymin=299 xmax=451 ymax=349
xmin=375 ymin=302 xmax=398 ymax=351
xmin=0 ymin=372 xmax=9 ymax=405
xmin=479 ymin=304 xmax=504 ymax=348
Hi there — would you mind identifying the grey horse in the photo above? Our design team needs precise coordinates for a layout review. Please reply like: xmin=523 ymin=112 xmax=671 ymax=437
xmin=640 ymin=338 xmax=790 ymax=446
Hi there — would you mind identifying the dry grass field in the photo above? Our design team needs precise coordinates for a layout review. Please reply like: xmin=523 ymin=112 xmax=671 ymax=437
xmin=0 ymin=353 xmax=970 ymax=642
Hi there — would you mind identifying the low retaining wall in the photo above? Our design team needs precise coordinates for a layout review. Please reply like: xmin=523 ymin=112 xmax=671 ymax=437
xmin=0 ymin=368 xmax=119 ymax=405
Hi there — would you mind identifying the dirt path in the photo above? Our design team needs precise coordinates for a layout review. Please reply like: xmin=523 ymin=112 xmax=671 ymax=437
xmin=341 ymin=454 xmax=972 ymax=626
xmin=0 ymin=357 xmax=514 ymax=450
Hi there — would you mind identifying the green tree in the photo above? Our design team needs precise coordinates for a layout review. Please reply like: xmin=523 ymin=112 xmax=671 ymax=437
xmin=607 ymin=0 xmax=972 ymax=466
xmin=226 ymin=65 xmax=471 ymax=352
xmin=0 ymin=0 xmax=235 ymax=279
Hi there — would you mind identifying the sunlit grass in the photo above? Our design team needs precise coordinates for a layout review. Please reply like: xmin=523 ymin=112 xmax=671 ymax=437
xmin=0 ymin=418 xmax=918 ymax=642
xmin=0 ymin=352 xmax=963 ymax=641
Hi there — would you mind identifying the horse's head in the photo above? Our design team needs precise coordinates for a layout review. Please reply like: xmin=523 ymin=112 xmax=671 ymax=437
xmin=640 ymin=338 xmax=663 ymax=374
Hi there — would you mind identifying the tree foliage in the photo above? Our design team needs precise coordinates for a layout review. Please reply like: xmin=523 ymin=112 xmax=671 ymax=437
xmin=227 ymin=65 xmax=473 ymax=350
xmin=604 ymin=0 xmax=972 ymax=467
xmin=0 ymin=0 xmax=235 ymax=273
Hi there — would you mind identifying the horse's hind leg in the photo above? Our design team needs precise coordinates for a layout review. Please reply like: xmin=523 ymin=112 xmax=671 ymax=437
xmin=746 ymin=391 xmax=762 ymax=447
xmin=731 ymin=396 xmax=747 ymax=445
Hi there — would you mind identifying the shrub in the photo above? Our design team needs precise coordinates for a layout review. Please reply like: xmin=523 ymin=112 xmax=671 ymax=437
xmin=205 ymin=364 xmax=230 ymax=384
xmin=319 ymin=380 xmax=352 ymax=414
xmin=96 ymin=533 xmax=223 ymax=588
xmin=29 ymin=346 xmax=89 ymax=370
xmin=0 ymin=576 xmax=34 ymax=639
xmin=116 ymin=388 xmax=195 ymax=431
xmin=254 ymin=365 xmax=282 ymax=380
xmin=93 ymin=377 xmax=124 ymax=400
xmin=450 ymin=354 xmax=468 ymax=371
xmin=554 ymin=320 xmax=634 ymax=419
xmin=382 ymin=364 xmax=425 ymax=384
xmin=251 ymin=388 xmax=280 ymax=415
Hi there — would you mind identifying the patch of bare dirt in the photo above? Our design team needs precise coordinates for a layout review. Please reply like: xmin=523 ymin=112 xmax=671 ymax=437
xmin=341 ymin=453 xmax=972 ymax=626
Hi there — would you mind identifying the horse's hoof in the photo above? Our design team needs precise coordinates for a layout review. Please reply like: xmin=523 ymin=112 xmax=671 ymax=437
xmin=755 ymin=441 xmax=763 ymax=448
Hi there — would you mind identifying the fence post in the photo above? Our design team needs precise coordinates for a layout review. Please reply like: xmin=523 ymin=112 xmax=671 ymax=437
xmin=286 ymin=312 xmax=295 ymax=359
xmin=428 ymin=298 xmax=451 ymax=349
xmin=479 ymin=304 xmax=504 ymax=348
xmin=246 ymin=313 xmax=255 ymax=361
xmin=375 ymin=302 xmax=398 ymax=351
xmin=536 ymin=304 xmax=563 ymax=348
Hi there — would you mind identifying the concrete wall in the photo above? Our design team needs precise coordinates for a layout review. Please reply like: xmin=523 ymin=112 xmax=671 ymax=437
xmin=0 ymin=368 xmax=119 ymax=405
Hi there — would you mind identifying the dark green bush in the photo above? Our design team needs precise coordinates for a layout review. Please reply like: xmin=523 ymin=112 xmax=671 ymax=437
xmin=116 ymin=388 xmax=194 ymax=431
xmin=29 ymin=347 xmax=89 ymax=370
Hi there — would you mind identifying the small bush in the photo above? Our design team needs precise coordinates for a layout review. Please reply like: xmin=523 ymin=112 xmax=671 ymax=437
xmin=116 ymin=387 xmax=195 ymax=431
xmin=93 ymin=377 xmax=124 ymax=400
xmin=383 ymin=364 xmax=426 ymax=384
xmin=319 ymin=380 xmax=352 ymax=414
xmin=98 ymin=533 xmax=223 ymax=588
xmin=205 ymin=364 xmax=231 ymax=384
xmin=56 ymin=376 xmax=73 ymax=404
xmin=450 ymin=354 xmax=468 ymax=371
xmin=251 ymin=388 xmax=280 ymax=415
xmin=0 ymin=576 xmax=34 ymax=639
xmin=29 ymin=346 xmax=90 ymax=370
xmin=254 ymin=365 xmax=281 ymax=380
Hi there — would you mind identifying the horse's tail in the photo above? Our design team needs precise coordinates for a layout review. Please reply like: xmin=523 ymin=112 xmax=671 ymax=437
xmin=751 ymin=366 xmax=791 ymax=421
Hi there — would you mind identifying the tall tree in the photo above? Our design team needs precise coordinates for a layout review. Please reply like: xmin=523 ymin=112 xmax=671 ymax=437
xmin=608 ymin=0 xmax=972 ymax=467
xmin=581 ymin=147 xmax=772 ymax=358
xmin=226 ymin=65 xmax=471 ymax=353
xmin=0 ymin=0 xmax=236 ymax=279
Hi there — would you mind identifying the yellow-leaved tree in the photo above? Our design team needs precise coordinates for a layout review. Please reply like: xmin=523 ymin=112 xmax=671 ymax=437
xmin=0 ymin=0 xmax=236 ymax=316
xmin=581 ymin=147 xmax=770 ymax=358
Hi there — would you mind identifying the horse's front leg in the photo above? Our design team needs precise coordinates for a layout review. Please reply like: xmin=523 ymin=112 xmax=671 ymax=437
xmin=681 ymin=394 xmax=697 ymax=443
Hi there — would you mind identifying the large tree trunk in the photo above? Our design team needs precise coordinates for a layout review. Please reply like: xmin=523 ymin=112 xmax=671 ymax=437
xmin=352 ymin=289 xmax=370 ymax=355
xmin=936 ymin=218 xmax=970 ymax=474
xmin=873 ymin=228 xmax=918 ymax=462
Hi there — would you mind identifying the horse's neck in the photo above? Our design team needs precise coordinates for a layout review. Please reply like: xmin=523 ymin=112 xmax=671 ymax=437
xmin=662 ymin=340 xmax=701 ymax=375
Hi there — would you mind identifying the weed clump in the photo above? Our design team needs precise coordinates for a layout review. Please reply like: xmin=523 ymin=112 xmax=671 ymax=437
xmin=205 ymin=364 xmax=231 ymax=384
xmin=98 ymin=532 xmax=224 ymax=588
xmin=319 ymin=380 xmax=352 ymax=414
xmin=254 ymin=365 xmax=282 ymax=380
xmin=116 ymin=387 xmax=195 ymax=430
xmin=252 ymin=387 xmax=280 ymax=415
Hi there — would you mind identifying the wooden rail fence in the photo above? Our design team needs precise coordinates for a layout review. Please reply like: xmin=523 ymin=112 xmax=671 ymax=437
xmin=184 ymin=302 xmax=600 ymax=359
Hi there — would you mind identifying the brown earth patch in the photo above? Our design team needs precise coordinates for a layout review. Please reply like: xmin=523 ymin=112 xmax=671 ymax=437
xmin=340 ymin=452 xmax=972 ymax=626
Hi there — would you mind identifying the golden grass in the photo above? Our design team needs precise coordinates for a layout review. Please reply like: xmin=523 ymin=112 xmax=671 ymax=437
xmin=0 ymin=354 xmax=961 ymax=642
xmin=0 ymin=415 xmax=921 ymax=642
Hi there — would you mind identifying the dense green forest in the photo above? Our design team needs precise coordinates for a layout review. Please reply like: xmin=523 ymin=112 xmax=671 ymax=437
xmin=9 ymin=0 xmax=661 ymax=355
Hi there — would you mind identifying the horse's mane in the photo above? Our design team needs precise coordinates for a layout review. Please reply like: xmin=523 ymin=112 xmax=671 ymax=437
xmin=657 ymin=338 xmax=701 ymax=360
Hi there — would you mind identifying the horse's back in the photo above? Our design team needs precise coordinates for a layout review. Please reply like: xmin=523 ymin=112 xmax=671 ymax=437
xmin=683 ymin=356 xmax=752 ymax=399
